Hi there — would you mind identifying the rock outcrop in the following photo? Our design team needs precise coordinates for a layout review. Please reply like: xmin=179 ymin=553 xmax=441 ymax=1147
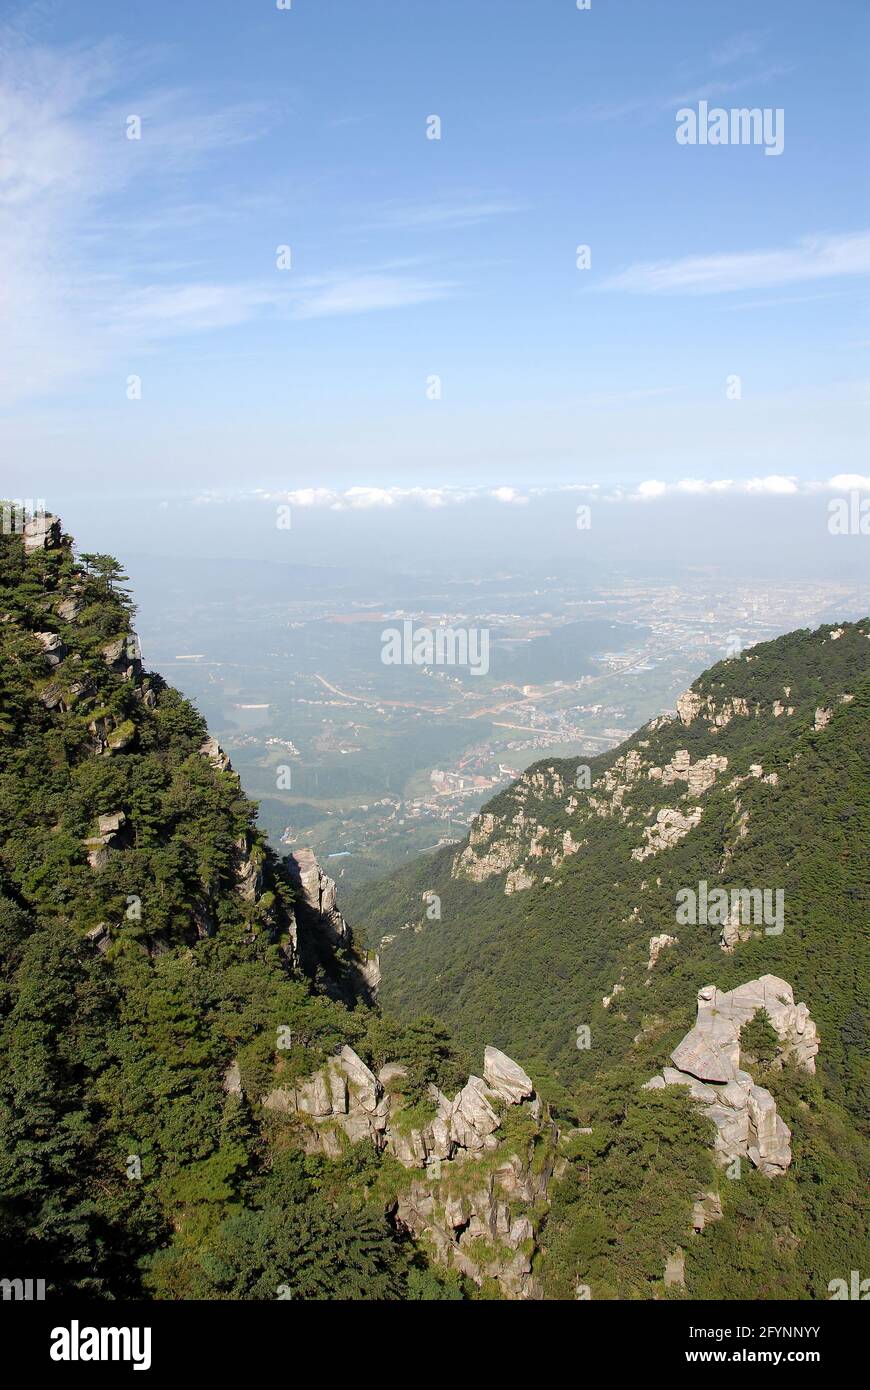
xmin=631 ymin=805 xmax=702 ymax=861
xmin=286 ymin=846 xmax=351 ymax=949
xmin=260 ymin=1043 xmax=554 ymax=1298
xmin=647 ymin=933 xmax=677 ymax=971
xmin=676 ymin=689 xmax=752 ymax=729
xmin=645 ymin=976 xmax=818 ymax=1176
xmin=83 ymin=811 xmax=128 ymax=871
xmin=648 ymin=749 xmax=729 ymax=796
xmin=35 ymin=630 xmax=67 ymax=666
xmin=664 ymin=1247 xmax=686 ymax=1289
xmin=22 ymin=512 xmax=62 ymax=554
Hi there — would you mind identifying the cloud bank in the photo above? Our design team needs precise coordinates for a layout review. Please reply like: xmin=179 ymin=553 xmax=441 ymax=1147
xmin=226 ymin=476 xmax=870 ymax=511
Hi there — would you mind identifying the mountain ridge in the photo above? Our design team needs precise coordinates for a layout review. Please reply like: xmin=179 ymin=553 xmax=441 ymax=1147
xmin=1 ymin=511 xmax=866 ymax=1300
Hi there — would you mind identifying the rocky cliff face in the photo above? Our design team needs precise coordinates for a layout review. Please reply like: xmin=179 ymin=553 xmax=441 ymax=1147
xmin=258 ymin=1043 xmax=556 ymax=1298
xmin=4 ymin=511 xmax=374 ymax=998
xmin=645 ymin=975 xmax=818 ymax=1176
xmin=282 ymin=845 xmax=379 ymax=1002
xmin=446 ymin=627 xmax=866 ymax=904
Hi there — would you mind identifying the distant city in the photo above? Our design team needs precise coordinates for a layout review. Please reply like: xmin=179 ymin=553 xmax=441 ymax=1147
xmin=135 ymin=563 xmax=868 ymax=885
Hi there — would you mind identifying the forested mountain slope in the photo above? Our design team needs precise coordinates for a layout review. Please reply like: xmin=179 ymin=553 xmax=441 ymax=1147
xmin=0 ymin=513 xmax=497 ymax=1299
xmin=2 ymin=512 xmax=866 ymax=1300
xmin=354 ymin=621 xmax=870 ymax=1296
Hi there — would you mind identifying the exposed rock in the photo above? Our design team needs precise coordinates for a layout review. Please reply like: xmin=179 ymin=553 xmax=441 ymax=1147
xmin=377 ymin=1063 xmax=408 ymax=1088
xmin=286 ymin=847 xmax=350 ymax=947
xmin=647 ymin=933 xmax=677 ymax=971
xmin=338 ymin=1044 xmax=379 ymax=1112
xmin=702 ymin=976 xmax=819 ymax=1072
xmin=106 ymin=722 xmax=135 ymax=753
xmin=98 ymin=811 xmax=126 ymax=838
xmin=263 ymin=1043 xmax=542 ymax=1183
xmin=451 ymin=1076 xmax=501 ymax=1151
xmin=101 ymin=633 xmax=141 ymax=680
xmin=602 ymin=979 xmax=624 ymax=1009
xmin=589 ymin=748 xmax=645 ymax=820
xmin=631 ymin=805 xmax=702 ymax=861
xmin=484 ymin=1046 xmax=534 ymax=1103
xmin=83 ymin=811 xmax=128 ymax=870
xmin=223 ymin=1062 xmax=242 ymax=1096
xmin=35 ymin=631 xmax=66 ymax=666
xmin=39 ymin=681 xmax=65 ymax=710
xmin=692 ymin=1190 xmax=723 ymax=1233
xmin=85 ymin=922 xmax=111 ymax=953
xmin=562 ymin=829 xmax=584 ymax=856
xmin=664 ymin=1248 xmax=686 ymax=1289
xmin=814 ymin=706 xmax=834 ymax=731
xmin=359 ymin=951 xmax=381 ymax=995
xmin=452 ymin=766 xmax=569 ymax=886
xmin=649 ymin=750 xmax=728 ymax=796
xmin=23 ymin=513 xmax=62 ymax=554
xmin=200 ymin=736 xmax=233 ymax=772
xmin=676 ymin=689 xmax=752 ymax=729
xmin=57 ymin=597 xmax=81 ymax=623
xmin=453 ymin=813 xmax=518 ymax=882
xmin=646 ymin=976 xmax=818 ymax=1176
xmin=234 ymin=834 xmax=263 ymax=902
xmin=101 ymin=636 xmax=127 ymax=665
xmin=505 ymin=866 xmax=535 ymax=894
xmin=389 ymin=1084 xmax=556 ymax=1299
xmin=676 ymin=690 xmax=704 ymax=726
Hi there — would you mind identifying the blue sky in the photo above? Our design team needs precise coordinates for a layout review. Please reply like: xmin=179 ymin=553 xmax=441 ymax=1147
xmin=2 ymin=0 xmax=869 ymax=520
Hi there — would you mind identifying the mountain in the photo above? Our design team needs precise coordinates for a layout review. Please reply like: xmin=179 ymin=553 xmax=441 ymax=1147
xmin=351 ymin=619 xmax=870 ymax=1297
xmin=2 ymin=511 xmax=866 ymax=1301
xmin=0 ymin=511 xmax=558 ymax=1300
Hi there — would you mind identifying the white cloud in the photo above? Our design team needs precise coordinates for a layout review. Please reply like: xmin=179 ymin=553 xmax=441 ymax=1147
xmin=362 ymin=197 xmax=525 ymax=231
xmin=829 ymin=473 xmax=870 ymax=491
xmin=258 ymin=476 xmax=870 ymax=512
xmin=0 ymin=30 xmax=455 ymax=404
xmin=625 ymin=475 xmax=868 ymax=501
xmin=290 ymin=274 xmax=453 ymax=320
xmin=602 ymin=232 xmax=870 ymax=296
xmin=710 ymin=33 xmax=766 ymax=68
xmin=113 ymin=282 xmax=281 ymax=334
xmin=271 ymin=485 xmax=479 ymax=510
xmin=490 ymin=486 xmax=528 ymax=505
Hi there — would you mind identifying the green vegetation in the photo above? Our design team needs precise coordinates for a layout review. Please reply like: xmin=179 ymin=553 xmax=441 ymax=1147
xmin=0 ymin=519 xmax=470 ymax=1299
xmin=2 ymin=514 xmax=866 ymax=1301
xmin=740 ymin=1010 xmax=781 ymax=1068
xmin=361 ymin=621 xmax=870 ymax=1297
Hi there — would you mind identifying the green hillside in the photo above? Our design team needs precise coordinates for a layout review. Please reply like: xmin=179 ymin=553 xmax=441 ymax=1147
xmin=0 ymin=515 xmax=469 ymax=1299
xmin=354 ymin=621 xmax=870 ymax=1296
xmin=2 ymin=513 xmax=866 ymax=1301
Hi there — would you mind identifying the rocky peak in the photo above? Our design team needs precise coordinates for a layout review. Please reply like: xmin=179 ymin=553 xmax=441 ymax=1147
xmin=258 ymin=1041 xmax=553 ymax=1299
xmin=646 ymin=975 xmax=818 ymax=1176
xmin=286 ymin=846 xmax=352 ymax=950
xmin=23 ymin=512 xmax=62 ymax=554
